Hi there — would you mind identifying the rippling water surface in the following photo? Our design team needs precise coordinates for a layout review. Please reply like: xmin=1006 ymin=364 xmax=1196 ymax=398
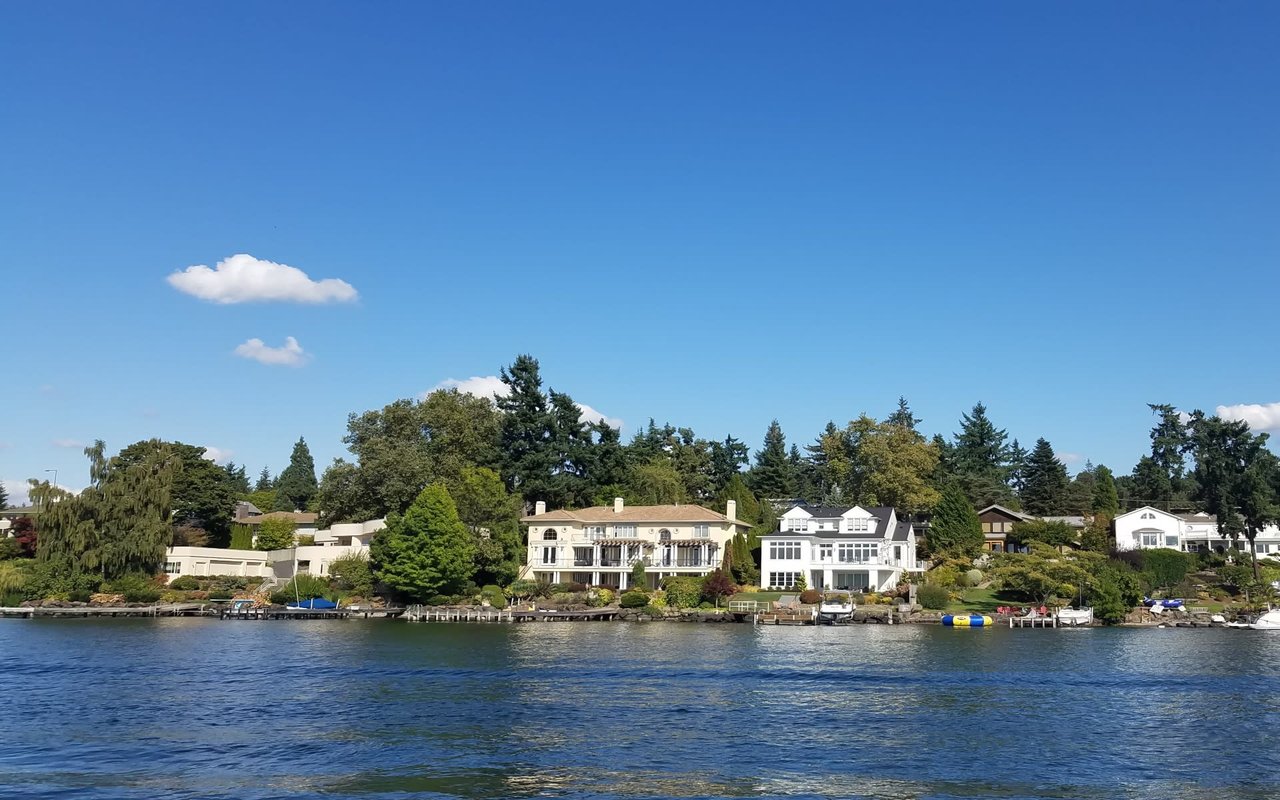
xmin=2 ymin=619 xmax=1278 ymax=799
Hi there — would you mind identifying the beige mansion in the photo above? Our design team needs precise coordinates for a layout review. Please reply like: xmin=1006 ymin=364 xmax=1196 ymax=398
xmin=521 ymin=498 xmax=750 ymax=590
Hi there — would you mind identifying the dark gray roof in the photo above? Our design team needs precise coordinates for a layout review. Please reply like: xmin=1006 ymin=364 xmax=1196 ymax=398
xmin=763 ymin=505 xmax=898 ymax=540
xmin=794 ymin=505 xmax=851 ymax=519
xmin=891 ymin=521 xmax=912 ymax=541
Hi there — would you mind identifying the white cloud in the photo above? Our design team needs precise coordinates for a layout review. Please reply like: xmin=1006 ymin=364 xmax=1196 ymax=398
xmin=429 ymin=375 xmax=511 ymax=400
xmin=1217 ymin=402 xmax=1280 ymax=433
xmin=2 ymin=479 xmax=29 ymax=507
xmin=1059 ymin=452 xmax=1084 ymax=465
xmin=428 ymin=375 xmax=623 ymax=429
xmin=202 ymin=446 xmax=233 ymax=465
xmin=234 ymin=336 xmax=310 ymax=367
xmin=578 ymin=403 xmax=624 ymax=430
xmin=168 ymin=254 xmax=358 ymax=304
xmin=52 ymin=438 xmax=84 ymax=449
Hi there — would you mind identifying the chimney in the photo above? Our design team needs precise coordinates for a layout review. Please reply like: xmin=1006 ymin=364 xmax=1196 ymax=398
xmin=727 ymin=499 xmax=737 ymax=521
xmin=614 ymin=497 xmax=624 ymax=514
xmin=535 ymin=500 xmax=546 ymax=516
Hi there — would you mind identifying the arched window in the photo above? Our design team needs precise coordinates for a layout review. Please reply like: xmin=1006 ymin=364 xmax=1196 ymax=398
xmin=542 ymin=529 xmax=558 ymax=541
xmin=659 ymin=530 xmax=672 ymax=541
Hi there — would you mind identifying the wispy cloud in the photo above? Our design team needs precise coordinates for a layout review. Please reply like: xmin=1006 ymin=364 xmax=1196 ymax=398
xmin=1059 ymin=452 xmax=1084 ymax=465
xmin=234 ymin=336 xmax=310 ymax=367
xmin=2 ymin=478 xmax=29 ymax=507
xmin=51 ymin=438 xmax=84 ymax=449
xmin=1217 ymin=402 xmax=1280 ymax=433
xmin=427 ymin=375 xmax=623 ymax=429
xmin=168 ymin=254 xmax=358 ymax=304
xmin=202 ymin=446 xmax=233 ymax=465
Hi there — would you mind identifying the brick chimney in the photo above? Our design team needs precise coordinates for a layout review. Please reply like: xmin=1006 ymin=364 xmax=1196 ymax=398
xmin=614 ymin=497 xmax=624 ymax=514
xmin=535 ymin=500 xmax=546 ymax=515
xmin=726 ymin=499 xmax=737 ymax=521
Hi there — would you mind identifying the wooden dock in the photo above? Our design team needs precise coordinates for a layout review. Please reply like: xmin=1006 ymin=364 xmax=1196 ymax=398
xmin=403 ymin=606 xmax=620 ymax=623
xmin=1009 ymin=615 xmax=1057 ymax=628
xmin=0 ymin=604 xmax=212 ymax=619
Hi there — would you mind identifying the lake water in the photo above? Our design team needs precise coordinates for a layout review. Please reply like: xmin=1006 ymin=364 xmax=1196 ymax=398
xmin=1 ymin=619 xmax=1278 ymax=799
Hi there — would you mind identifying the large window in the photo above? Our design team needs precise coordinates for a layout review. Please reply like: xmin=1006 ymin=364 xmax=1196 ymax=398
xmin=788 ymin=517 xmax=809 ymax=532
xmin=819 ymin=544 xmax=832 ymax=562
xmin=164 ymin=561 xmax=182 ymax=574
xmin=846 ymin=518 xmax=870 ymax=532
xmin=585 ymin=526 xmax=605 ymax=540
xmin=837 ymin=543 xmax=878 ymax=563
xmin=541 ymin=546 xmax=558 ymax=565
xmin=768 ymin=572 xmax=802 ymax=589
xmin=1165 ymin=535 xmax=1180 ymax=548
xmin=574 ymin=547 xmax=594 ymax=567
xmin=692 ymin=524 xmax=710 ymax=538
xmin=1140 ymin=532 xmax=1159 ymax=547
xmin=542 ymin=529 xmax=558 ymax=541
xmin=769 ymin=541 xmax=802 ymax=560
xmin=613 ymin=524 xmax=637 ymax=538
xmin=835 ymin=572 xmax=870 ymax=591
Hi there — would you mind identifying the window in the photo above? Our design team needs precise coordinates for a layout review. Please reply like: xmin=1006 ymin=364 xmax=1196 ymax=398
xmin=768 ymin=572 xmax=801 ymax=589
xmin=837 ymin=543 xmax=878 ymax=563
xmin=788 ymin=517 xmax=809 ymax=532
xmin=769 ymin=541 xmax=802 ymax=560
xmin=1140 ymin=532 xmax=1159 ymax=547
xmin=574 ymin=547 xmax=594 ymax=567
xmin=1141 ymin=512 xmax=1155 ymax=520
xmin=819 ymin=544 xmax=832 ymax=562
xmin=847 ymin=517 xmax=869 ymax=532
xmin=542 ymin=529 xmax=558 ymax=541
xmin=585 ymin=526 xmax=605 ymax=540
xmin=659 ymin=529 xmax=672 ymax=541
xmin=1165 ymin=535 xmax=1179 ymax=548
xmin=164 ymin=561 xmax=181 ymax=574
xmin=613 ymin=524 xmax=637 ymax=538
xmin=541 ymin=546 xmax=558 ymax=565
xmin=692 ymin=525 xmax=710 ymax=538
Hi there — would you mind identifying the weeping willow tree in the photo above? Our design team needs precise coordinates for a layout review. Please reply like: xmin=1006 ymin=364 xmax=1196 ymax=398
xmin=38 ymin=441 xmax=180 ymax=581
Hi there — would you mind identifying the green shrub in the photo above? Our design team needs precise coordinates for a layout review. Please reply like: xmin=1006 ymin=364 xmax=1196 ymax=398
xmin=506 ymin=579 xmax=540 ymax=601
xmin=620 ymin=590 xmax=649 ymax=608
xmin=918 ymin=584 xmax=950 ymax=609
xmin=641 ymin=604 xmax=665 ymax=618
xmin=964 ymin=569 xmax=984 ymax=588
xmin=662 ymin=576 xmax=702 ymax=608
xmin=229 ymin=524 xmax=254 ymax=550
xmin=169 ymin=576 xmax=201 ymax=591
xmin=927 ymin=565 xmax=960 ymax=589
xmin=480 ymin=584 xmax=507 ymax=608
xmin=799 ymin=589 xmax=822 ymax=604
xmin=0 ymin=591 xmax=23 ymax=607
xmin=269 ymin=574 xmax=331 ymax=605
xmin=106 ymin=574 xmax=163 ymax=603
xmin=0 ymin=562 xmax=27 ymax=594
xmin=328 ymin=553 xmax=373 ymax=597
xmin=587 ymin=588 xmax=615 ymax=608
xmin=697 ymin=601 xmax=714 ymax=610
xmin=21 ymin=561 xmax=101 ymax=600
xmin=69 ymin=589 xmax=93 ymax=603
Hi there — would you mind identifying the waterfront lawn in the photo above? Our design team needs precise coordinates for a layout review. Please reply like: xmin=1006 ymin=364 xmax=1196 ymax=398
xmin=728 ymin=591 xmax=783 ymax=604
xmin=944 ymin=587 xmax=1024 ymax=615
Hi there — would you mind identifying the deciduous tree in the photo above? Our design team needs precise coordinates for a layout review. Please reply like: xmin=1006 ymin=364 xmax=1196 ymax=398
xmin=255 ymin=516 xmax=296 ymax=550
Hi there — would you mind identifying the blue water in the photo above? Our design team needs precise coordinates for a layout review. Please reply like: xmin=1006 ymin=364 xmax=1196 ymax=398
xmin=1 ymin=620 xmax=1278 ymax=799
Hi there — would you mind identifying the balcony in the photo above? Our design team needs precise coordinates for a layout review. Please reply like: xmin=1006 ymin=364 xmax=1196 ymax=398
xmin=573 ymin=557 xmax=594 ymax=567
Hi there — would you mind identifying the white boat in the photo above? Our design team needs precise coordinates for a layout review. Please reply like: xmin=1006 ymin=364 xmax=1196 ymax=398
xmin=1249 ymin=609 xmax=1280 ymax=630
xmin=1056 ymin=607 xmax=1094 ymax=627
xmin=818 ymin=593 xmax=856 ymax=623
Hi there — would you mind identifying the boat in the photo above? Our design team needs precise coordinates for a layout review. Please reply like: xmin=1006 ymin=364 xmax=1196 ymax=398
xmin=1056 ymin=607 xmax=1094 ymax=627
xmin=1143 ymin=598 xmax=1184 ymax=609
xmin=942 ymin=614 xmax=993 ymax=627
xmin=287 ymin=597 xmax=338 ymax=610
xmin=817 ymin=592 xmax=856 ymax=624
xmin=1249 ymin=609 xmax=1280 ymax=630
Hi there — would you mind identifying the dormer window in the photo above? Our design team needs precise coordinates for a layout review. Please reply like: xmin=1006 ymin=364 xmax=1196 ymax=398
xmin=848 ymin=518 xmax=870 ymax=532
xmin=789 ymin=518 xmax=809 ymax=532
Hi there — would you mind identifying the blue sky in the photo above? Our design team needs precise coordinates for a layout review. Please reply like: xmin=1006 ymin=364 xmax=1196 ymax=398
xmin=3 ymin=2 xmax=1278 ymax=504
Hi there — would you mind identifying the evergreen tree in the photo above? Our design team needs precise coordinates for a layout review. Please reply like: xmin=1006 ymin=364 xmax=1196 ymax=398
xmin=371 ymin=484 xmax=477 ymax=600
xmin=628 ymin=458 xmax=686 ymax=504
xmin=886 ymin=396 xmax=921 ymax=431
xmin=1148 ymin=403 xmax=1189 ymax=487
xmin=255 ymin=466 xmax=273 ymax=492
xmin=547 ymin=389 xmax=592 ymax=507
xmin=951 ymin=402 xmax=1014 ymax=506
xmin=0 ymin=478 xmax=8 ymax=510
xmin=223 ymin=462 xmax=251 ymax=495
xmin=497 ymin=355 xmax=556 ymax=505
xmin=1130 ymin=455 xmax=1173 ymax=509
xmin=804 ymin=422 xmax=852 ymax=503
xmin=585 ymin=422 xmax=630 ymax=497
xmin=274 ymin=437 xmax=318 ymax=512
xmin=707 ymin=436 xmax=748 ymax=496
xmin=748 ymin=420 xmax=795 ymax=499
xmin=926 ymin=484 xmax=984 ymax=558
xmin=1020 ymin=438 xmax=1069 ymax=516
xmin=1092 ymin=465 xmax=1120 ymax=516
xmin=1006 ymin=439 xmax=1029 ymax=494
xmin=1064 ymin=464 xmax=1096 ymax=516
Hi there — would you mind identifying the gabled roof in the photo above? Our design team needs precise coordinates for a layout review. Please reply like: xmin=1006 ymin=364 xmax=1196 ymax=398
xmin=238 ymin=511 xmax=318 ymax=525
xmin=795 ymin=505 xmax=850 ymax=519
xmin=891 ymin=521 xmax=913 ymax=541
xmin=976 ymin=504 xmax=1036 ymax=522
xmin=521 ymin=504 xmax=750 ymax=528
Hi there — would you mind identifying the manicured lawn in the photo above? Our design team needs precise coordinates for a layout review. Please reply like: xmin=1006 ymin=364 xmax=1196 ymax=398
xmin=728 ymin=591 xmax=784 ymax=604
xmin=943 ymin=587 xmax=1025 ymax=614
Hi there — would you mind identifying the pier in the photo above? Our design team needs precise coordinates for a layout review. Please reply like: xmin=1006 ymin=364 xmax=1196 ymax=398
xmin=404 ymin=606 xmax=620 ymax=623
xmin=1009 ymin=614 xmax=1057 ymax=628
xmin=0 ymin=604 xmax=212 ymax=619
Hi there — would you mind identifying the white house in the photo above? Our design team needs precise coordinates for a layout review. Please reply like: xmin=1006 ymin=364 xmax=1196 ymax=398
xmin=520 ymin=498 xmax=751 ymax=590
xmin=759 ymin=504 xmax=925 ymax=592
xmin=1113 ymin=506 xmax=1280 ymax=555
xmin=163 ymin=518 xmax=385 ymax=584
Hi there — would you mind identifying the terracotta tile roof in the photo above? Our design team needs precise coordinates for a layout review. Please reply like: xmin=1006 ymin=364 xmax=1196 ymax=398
xmin=522 ymin=503 xmax=749 ymax=527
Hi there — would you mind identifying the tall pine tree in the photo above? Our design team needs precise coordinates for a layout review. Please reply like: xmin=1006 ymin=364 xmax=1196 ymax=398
xmin=951 ymin=402 xmax=1015 ymax=506
xmin=927 ymin=484 xmax=983 ymax=558
xmin=1092 ymin=464 xmax=1120 ymax=516
xmin=1020 ymin=438 xmax=1069 ymax=516
xmin=274 ymin=437 xmax=318 ymax=511
xmin=748 ymin=420 xmax=795 ymax=500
